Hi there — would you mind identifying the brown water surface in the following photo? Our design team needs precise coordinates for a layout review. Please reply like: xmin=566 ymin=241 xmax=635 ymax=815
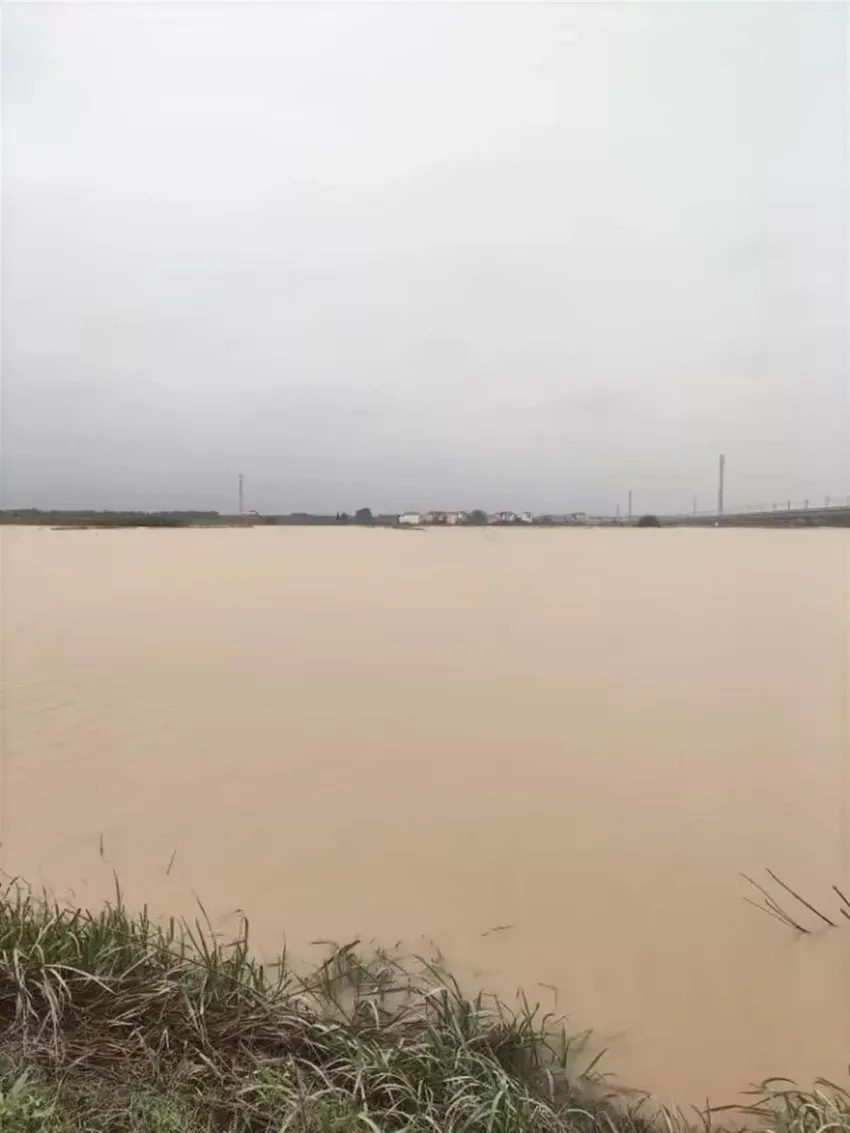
xmin=1 ymin=526 xmax=848 ymax=1105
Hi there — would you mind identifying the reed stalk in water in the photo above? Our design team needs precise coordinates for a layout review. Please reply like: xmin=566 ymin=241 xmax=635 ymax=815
xmin=741 ymin=870 xmax=844 ymax=933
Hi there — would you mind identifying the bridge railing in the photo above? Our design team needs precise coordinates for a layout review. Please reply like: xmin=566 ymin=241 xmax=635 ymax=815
xmin=670 ymin=495 xmax=850 ymax=520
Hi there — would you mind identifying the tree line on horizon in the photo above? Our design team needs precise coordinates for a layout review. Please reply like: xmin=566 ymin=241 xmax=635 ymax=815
xmin=1 ymin=507 xmax=665 ymax=528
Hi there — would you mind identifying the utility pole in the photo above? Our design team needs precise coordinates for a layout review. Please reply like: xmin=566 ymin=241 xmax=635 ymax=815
xmin=693 ymin=495 xmax=697 ymax=516
xmin=238 ymin=473 xmax=244 ymax=516
xmin=717 ymin=454 xmax=725 ymax=517
xmin=628 ymin=490 xmax=633 ymax=523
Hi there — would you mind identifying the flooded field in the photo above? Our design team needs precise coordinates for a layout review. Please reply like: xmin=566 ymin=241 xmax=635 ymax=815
xmin=1 ymin=525 xmax=847 ymax=1106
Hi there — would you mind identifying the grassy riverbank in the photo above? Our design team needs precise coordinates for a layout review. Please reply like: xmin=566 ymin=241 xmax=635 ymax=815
xmin=0 ymin=885 xmax=846 ymax=1132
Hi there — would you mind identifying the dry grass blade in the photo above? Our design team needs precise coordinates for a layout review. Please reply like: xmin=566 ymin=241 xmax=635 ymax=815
xmin=764 ymin=869 xmax=836 ymax=929
xmin=741 ymin=871 xmax=848 ymax=934
xmin=740 ymin=874 xmax=809 ymax=933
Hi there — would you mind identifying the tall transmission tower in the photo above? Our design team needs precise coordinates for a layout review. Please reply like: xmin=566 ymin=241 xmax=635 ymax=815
xmin=238 ymin=473 xmax=244 ymax=516
xmin=717 ymin=454 xmax=725 ymax=516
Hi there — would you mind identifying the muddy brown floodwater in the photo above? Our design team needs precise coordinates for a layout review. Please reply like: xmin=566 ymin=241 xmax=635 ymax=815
xmin=1 ymin=526 xmax=848 ymax=1105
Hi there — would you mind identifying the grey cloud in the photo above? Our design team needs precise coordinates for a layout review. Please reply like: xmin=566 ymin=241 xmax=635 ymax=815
xmin=2 ymin=2 xmax=848 ymax=515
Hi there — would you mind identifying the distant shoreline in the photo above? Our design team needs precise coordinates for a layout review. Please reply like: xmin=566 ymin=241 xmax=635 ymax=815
xmin=0 ymin=511 xmax=593 ymax=530
xmin=3 ymin=509 xmax=847 ymax=529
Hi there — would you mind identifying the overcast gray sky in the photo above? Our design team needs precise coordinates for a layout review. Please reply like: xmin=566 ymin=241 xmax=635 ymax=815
xmin=2 ymin=2 xmax=848 ymax=515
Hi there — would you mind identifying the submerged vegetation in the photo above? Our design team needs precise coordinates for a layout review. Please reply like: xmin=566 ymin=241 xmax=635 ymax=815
xmin=0 ymin=882 xmax=846 ymax=1132
xmin=742 ymin=869 xmax=850 ymax=934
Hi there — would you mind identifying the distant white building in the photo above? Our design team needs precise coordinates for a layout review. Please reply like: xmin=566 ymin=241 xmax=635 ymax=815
xmin=400 ymin=510 xmax=468 ymax=526
xmin=422 ymin=511 xmax=466 ymax=525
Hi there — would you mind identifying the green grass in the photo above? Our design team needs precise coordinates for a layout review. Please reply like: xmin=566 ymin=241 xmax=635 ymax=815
xmin=0 ymin=881 xmax=846 ymax=1133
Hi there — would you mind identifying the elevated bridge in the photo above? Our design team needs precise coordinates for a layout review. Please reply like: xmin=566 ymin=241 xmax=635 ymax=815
xmin=662 ymin=504 xmax=850 ymax=528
